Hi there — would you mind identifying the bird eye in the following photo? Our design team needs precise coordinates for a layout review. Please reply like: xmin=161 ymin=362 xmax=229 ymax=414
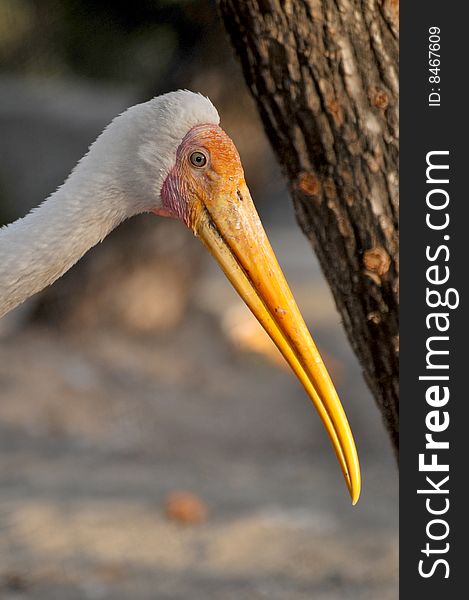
xmin=190 ymin=151 xmax=207 ymax=168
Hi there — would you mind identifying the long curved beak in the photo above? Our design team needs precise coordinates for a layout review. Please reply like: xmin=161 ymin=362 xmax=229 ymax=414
xmin=194 ymin=181 xmax=361 ymax=504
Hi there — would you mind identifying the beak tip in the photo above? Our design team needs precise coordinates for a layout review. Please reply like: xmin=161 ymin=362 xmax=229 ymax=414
xmin=349 ymin=477 xmax=361 ymax=506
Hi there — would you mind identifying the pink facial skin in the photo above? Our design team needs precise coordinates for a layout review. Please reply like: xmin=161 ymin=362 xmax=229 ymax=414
xmin=157 ymin=160 xmax=191 ymax=226
xmin=157 ymin=124 xmax=216 ymax=229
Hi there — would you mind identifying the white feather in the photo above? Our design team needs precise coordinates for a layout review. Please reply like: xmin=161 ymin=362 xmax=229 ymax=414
xmin=0 ymin=90 xmax=220 ymax=318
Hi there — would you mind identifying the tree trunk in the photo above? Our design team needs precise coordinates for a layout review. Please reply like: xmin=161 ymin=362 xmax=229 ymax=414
xmin=218 ymin=0 xmax=399 ymax=452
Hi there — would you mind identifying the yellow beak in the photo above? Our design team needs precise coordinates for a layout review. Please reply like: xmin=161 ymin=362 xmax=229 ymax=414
xmin=193 ymin=180 xmax=361 ymax=505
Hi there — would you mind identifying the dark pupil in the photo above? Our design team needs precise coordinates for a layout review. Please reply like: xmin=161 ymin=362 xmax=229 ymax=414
xmin=192 ymin=152 xmax=206 ymax=166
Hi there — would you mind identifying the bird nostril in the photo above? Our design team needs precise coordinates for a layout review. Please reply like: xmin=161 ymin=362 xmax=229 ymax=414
xmin=236 ymin=189 xmax=244 ymax=202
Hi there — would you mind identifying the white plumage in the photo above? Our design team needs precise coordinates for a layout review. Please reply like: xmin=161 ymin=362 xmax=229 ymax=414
xmin=0 ymin=90 xmax=219 ymax=318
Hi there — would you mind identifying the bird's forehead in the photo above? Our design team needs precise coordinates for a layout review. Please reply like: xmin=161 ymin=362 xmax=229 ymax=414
xmin=179 ymin=124 xmax=241 ymax=168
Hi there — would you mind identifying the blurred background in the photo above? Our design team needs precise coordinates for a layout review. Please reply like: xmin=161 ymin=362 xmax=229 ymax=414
xmin=0 ymin=1 xmax=398 ymax=598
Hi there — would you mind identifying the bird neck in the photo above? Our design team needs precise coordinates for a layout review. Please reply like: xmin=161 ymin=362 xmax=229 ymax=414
xmin=0 ymin=176 xmax=130 ymax=318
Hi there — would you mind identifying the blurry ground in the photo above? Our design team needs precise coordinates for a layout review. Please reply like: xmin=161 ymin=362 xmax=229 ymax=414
xmin=0 ymin=78 xmax=397 ymax=599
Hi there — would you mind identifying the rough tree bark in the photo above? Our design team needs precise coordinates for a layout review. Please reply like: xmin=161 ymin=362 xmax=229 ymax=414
xmin=218 ymin=0 xmax=399 ymax=452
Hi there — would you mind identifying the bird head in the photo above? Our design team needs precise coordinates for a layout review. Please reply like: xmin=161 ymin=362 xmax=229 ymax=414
xmin=94 ymin=90 xmax=361 ymax=503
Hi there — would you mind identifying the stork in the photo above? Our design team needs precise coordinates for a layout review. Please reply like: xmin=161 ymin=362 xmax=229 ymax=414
xmin=0 ymin=90 xmax=360 ymax=503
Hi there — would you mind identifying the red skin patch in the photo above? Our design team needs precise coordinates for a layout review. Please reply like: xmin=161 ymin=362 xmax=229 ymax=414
xmin=156 ymin=124 xmax=243 ymax=230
